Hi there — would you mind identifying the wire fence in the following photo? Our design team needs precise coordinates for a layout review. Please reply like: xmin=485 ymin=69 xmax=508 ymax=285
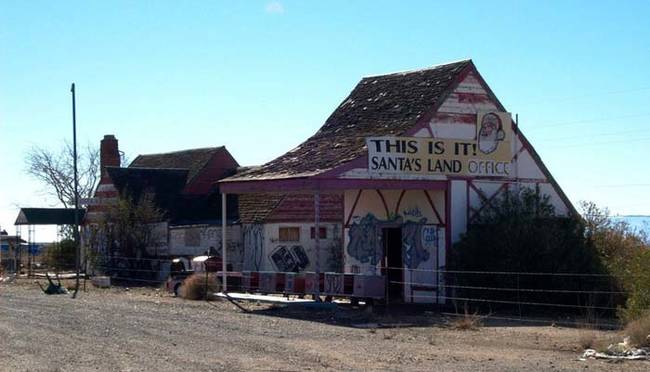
xmin=1 ymin=256 xmax=631 ymax=329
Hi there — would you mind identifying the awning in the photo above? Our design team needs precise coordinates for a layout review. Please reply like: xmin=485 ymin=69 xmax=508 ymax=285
xmin=14 ymin=208 xmax=86 ymax=226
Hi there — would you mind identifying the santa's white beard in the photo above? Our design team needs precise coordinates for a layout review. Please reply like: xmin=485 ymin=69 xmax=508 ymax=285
xmin=478 ymin=134 xmax=498 ymax=154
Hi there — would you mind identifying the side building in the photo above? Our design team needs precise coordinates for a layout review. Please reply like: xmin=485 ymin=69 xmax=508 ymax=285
xmin=83 ymin=135 xmax=243 ymax=279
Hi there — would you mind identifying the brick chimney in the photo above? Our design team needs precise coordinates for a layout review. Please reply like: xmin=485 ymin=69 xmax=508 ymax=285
xmin=100 ymin=134 xmax=120 ymax=182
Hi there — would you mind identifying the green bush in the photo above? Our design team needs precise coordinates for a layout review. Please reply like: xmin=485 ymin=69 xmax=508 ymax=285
xmin=581 ymin=202 xmax=650 ymax=322
xmin=450 ymin=188 xmax=610 ymax=312
xmin=614 ymin=248 xmax=650 ymax=322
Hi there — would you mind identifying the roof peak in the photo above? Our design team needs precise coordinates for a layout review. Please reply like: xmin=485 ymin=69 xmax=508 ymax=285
xmin=361 ymin=59 xmax=472 ymax=79
xmin=135 ymin=146 xmax=224 ymax=158
xmin=109 ymin=165 xmax=189 ymax=172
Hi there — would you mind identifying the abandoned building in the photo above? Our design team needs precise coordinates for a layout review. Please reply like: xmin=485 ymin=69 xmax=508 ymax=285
xmin=219 ymin=59 xmax=574 ymax=303
xmin=83 ymin=135 xmax=243 ymax=271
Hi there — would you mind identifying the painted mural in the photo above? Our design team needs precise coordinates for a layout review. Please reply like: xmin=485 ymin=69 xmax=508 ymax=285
xmin=401 ymin=219 xmax=432 ymax=269
xmin=346 ymin=214 xmax=383 ymax=266
xmin=347 ymin=213 xmax=436 ymax=270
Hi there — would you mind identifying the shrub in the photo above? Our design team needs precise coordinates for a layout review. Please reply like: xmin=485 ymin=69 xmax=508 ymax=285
xmin=578 ymin=332 xmax=597 ymax=350
xmin=179 ymin=273 xmax=221 ymax=300
xmin=451 ymin=189 xmax=608 ymax=312
xmin=624 ymin=312 xmax=650 ymax=348
xmin=450 ymin=311 xmax=483 ymax=331
xmin=581 ymin=202 xmax=650 ymax=321
xmin=618 ymin=250 xmax=650 ymax=322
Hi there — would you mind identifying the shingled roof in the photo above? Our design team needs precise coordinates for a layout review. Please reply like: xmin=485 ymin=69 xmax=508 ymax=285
xmin=238 ymin=193 xmax=286 ymax=224
xmin=224 ymin=60 xmax=471 ymax=182
xmin=130 ymin=147 xmax=224 ymax=185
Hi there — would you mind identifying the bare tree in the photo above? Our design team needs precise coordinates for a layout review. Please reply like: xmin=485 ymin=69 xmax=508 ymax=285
xmin=25 ymin=141 xmax=100 ymax=208
xmin=89 ymin=193 xmax=165 ymax=281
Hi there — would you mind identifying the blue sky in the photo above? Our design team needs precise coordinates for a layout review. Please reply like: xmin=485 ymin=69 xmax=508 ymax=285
xmin=1 ymin=1 xmax=649 ymax=240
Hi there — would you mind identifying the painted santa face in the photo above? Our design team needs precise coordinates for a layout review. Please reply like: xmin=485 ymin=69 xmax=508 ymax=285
xmin=478 ymin=113 xmax=505 ymax=154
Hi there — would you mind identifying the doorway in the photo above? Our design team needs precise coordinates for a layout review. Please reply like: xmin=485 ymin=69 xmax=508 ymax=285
xmin=382 ymin=227 xmax=403 ymax=303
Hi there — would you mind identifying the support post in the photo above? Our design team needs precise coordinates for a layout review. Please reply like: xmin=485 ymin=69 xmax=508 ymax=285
xmin=221 ymin=193 xmax=227 ymax=292
xmin=314 ymin=190 xmax=321 ymax=300
xmin=514 ymin=113 xmax=520 ymax=192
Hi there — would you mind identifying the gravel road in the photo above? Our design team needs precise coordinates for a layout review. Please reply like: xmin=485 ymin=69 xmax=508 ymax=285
xmin=0 ymin=283 xmax=647 ymax=371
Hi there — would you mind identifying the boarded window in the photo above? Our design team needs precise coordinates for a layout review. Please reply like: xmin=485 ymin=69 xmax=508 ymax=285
xmin=279 ymin=227 xmax=300 ymax=242
xmin=310 ymin=227 xmax=327 ymax=239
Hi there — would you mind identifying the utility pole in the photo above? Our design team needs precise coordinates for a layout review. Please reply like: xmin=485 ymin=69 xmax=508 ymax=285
xmin=71 ymin=83 xmax=81 ymax=299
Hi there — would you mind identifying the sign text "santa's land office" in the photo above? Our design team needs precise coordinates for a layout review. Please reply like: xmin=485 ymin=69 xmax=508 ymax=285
xmin=366 ymin=137 xmax=512 ymax=177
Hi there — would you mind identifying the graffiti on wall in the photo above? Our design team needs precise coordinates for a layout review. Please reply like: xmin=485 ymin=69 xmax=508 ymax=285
xmin=170 ymin=226 xmax=216 ymax=251
xmin=403 ymin=206 xmax=423 ymax=219
xmin=170 ymin=225 xmax=242 ymax=265
xmin=326 ymin=224 xmax=343 ymax=272
xmin=401 ymin=219 xmax=433 ymax=269
xmin=270 ymin=245 xmax=310 ymax=272
xmin=347 ymin=214 xmax=383 ymax=265
xmin=347 ymin=213 xmax=440 ymax=271
xmin=243 ymin=224 xmax=264 ymax=271
xmin=324 ymin=274 xmax=344 ymax=294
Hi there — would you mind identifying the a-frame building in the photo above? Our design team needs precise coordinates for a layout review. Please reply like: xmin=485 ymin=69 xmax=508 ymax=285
xmin=220 ymin=59 xmax=574 ymax=303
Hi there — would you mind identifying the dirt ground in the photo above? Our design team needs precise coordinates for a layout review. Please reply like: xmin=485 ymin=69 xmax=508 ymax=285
xmin=0 ymin=281 xmax=648 ymax=372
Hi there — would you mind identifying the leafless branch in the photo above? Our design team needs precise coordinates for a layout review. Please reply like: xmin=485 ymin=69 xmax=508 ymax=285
xmin=25 ymin=141 xmax=100 ymax=208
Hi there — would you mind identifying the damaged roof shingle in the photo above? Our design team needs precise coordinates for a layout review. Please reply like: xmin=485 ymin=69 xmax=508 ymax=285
xmin=130 ymin=147 xmax=224 ymax=185
xmin=238 ymin=193 xmax=286 ymax=224
xmin=224 ymin=60 xmax=471 ymax=182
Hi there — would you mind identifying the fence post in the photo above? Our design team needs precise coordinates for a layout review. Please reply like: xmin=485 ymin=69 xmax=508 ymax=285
xmin=517 ymin=273 xmax=522 ymax=319
xmin=221 ymin=193 xmax=227 ymax=293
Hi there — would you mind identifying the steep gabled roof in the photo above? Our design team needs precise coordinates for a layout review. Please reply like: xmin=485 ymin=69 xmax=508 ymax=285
xmin=130 ymin=147 xmax=225 ymax=184
xmin=225 ymin=60 xmax=471 ymax=182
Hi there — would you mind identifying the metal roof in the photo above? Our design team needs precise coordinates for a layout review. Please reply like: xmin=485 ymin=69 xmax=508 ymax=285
xmin=14 ymin=208 xmax=86 ymax=225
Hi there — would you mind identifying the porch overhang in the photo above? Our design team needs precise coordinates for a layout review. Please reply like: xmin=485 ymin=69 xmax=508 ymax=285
xmin=218 ymin=177 xmax=448 ymax=194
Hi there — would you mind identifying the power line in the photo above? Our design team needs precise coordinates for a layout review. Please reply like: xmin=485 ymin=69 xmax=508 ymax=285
xmin=512 ymin=86 xmax=650 ymax=107
xmin=533 ymin=128 xmax=650 ymax=143
xmin=524 ymin=112 xmax=650 ymax=132
xmin=541 ymin=136 xmax=650 ymax=149
xmin=593 ymin=183 xmax=650 ymax=188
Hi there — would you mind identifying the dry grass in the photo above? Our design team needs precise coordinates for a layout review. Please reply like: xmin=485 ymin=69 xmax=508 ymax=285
xmin=578 ymin=332 xmax=597 ymax=350
xmin=576 ymin=330 xmax=628 ymax=352
xmin=624 ymin=312 xmax=650 ymax=347
xmin=449 ymin=309 xmax=483 ymax=331
xmin=179 ymin=273 xmax=221 ymax=301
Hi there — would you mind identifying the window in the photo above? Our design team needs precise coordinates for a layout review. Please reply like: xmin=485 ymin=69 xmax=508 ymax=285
xmin=279 ymin=227 xmax=300 ymax=242
xmin=310 ymin=227 xmax=327 ymax=239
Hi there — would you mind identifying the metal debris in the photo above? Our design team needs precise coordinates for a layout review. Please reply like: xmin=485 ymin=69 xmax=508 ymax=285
xmin=581 ymin=337 xmax=649 ymax=361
